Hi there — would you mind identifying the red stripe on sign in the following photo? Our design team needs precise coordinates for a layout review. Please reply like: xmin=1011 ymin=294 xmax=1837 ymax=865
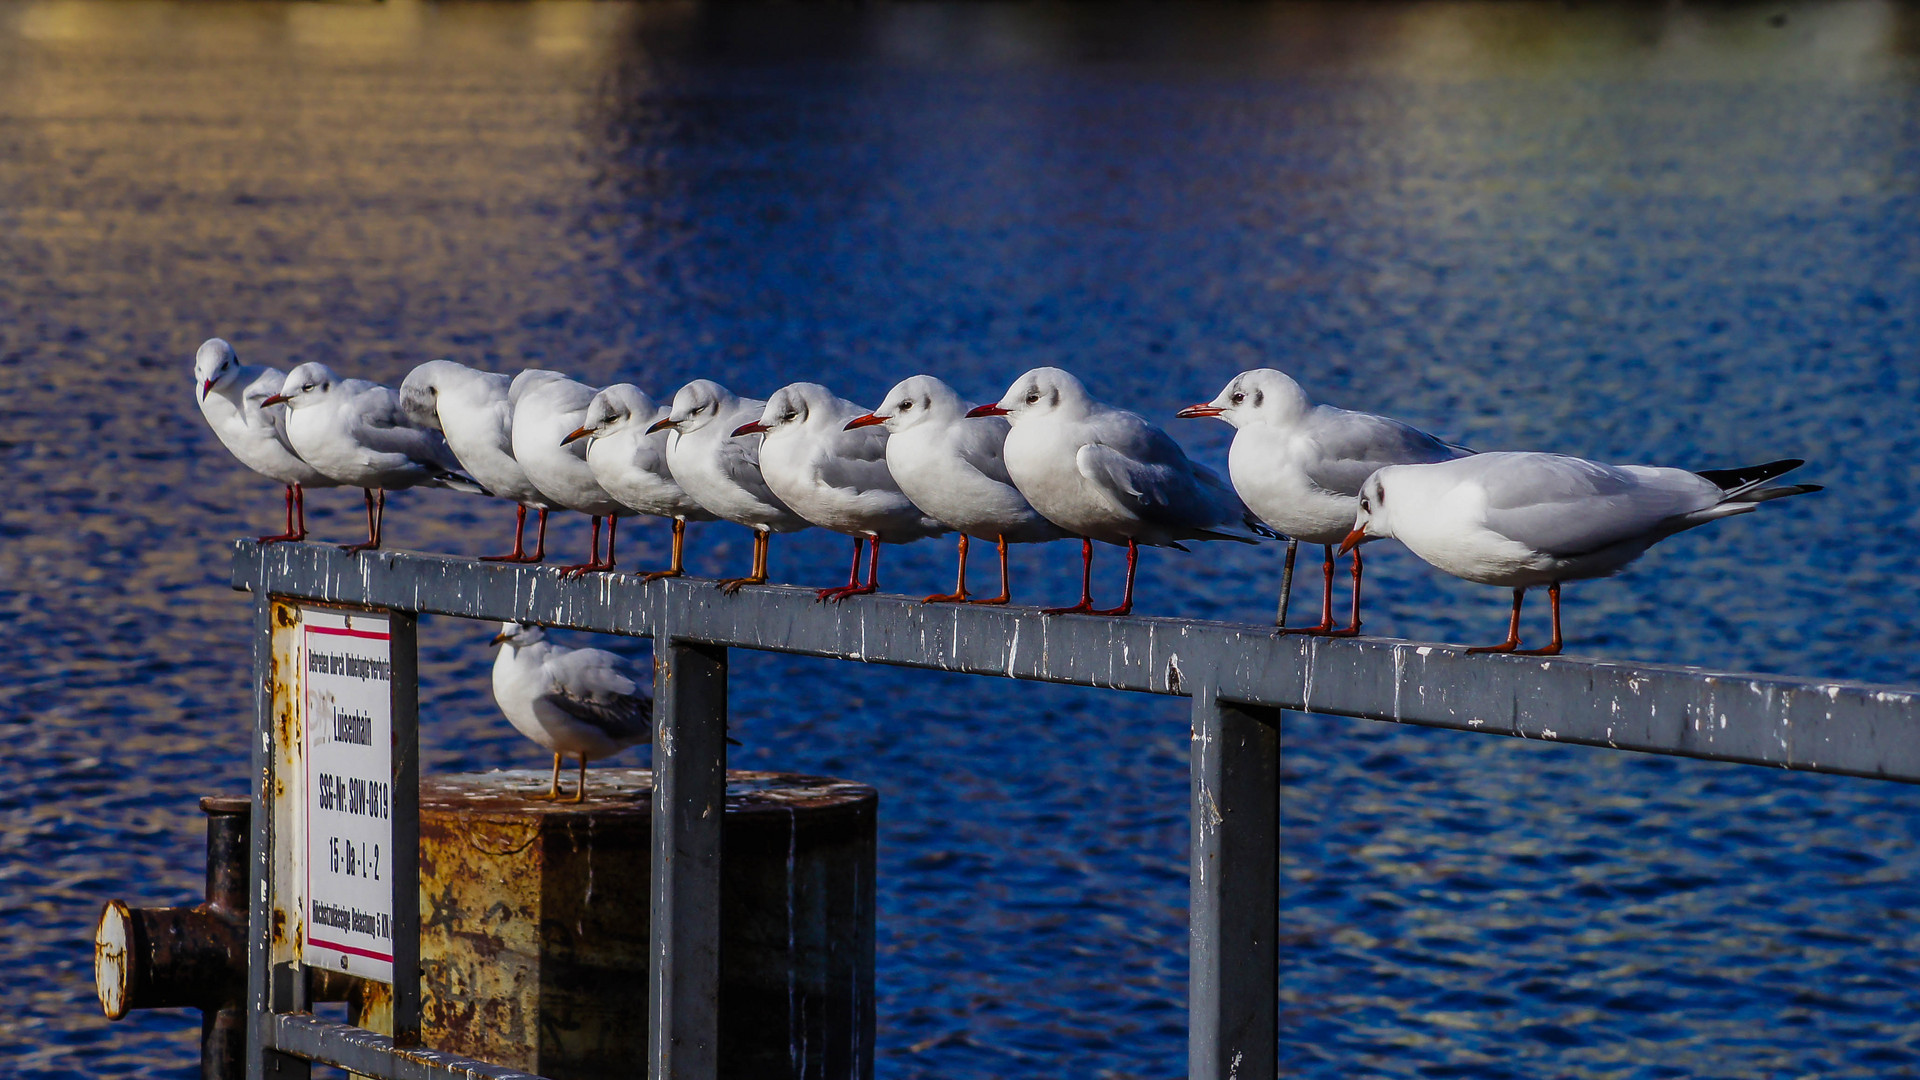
xmin=305 ymin=626 xmax=390 ymax=641
xmin=308 ymin=937 xmax=394 ymax=963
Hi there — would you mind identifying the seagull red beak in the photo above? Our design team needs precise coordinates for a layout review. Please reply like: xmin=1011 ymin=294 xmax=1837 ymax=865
xmin=260 ymin=392 xmax=288 ymax=407
xmin=560 ymin=426 xmax=592 ymax=446
xmin=489 ymin=631 xmax=509 ymax=645
xmin=646 ymin=417 xmax=677 ymax=434
xmin=732 ymin=420 xmax=770 ymax=437
xmin=843 ymin=413 xmax=886 ymax=430
xmin=966 ymin=403 xmax=1009 ymax=418
xmin=201 ymin=378 xmax=216 ymax=396
xmin=1175 ymin=403 xmax=1223 ymax=419
xmin=1337 ymin=529 xmax=1368 ymax=557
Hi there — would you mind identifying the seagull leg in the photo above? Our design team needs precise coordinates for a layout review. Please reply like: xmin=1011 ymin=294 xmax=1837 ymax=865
xmin=570 ymin=755 xmax=588 ymax=804
xmin=970 ymin=534 xmax=1013 ymax=605
xmin=529 ymin=508 xmax=549 ymax=562
xmin=1327 ymin=547 xmax=1364 ymax=637
xmin=1279 ymin=545 xmax=1339 ymax=634
xmin=561 ymin=515 xmax=615 ymax=576
xmin=257 ymin=484 xmax=302 ymax=544
xmin=1516 ymin=582 xmax=1563 ymax=656
xmin=342 ymin=489 xmax=384 ymax=554
xmin=1273 ymin=539 xmax=1298 ymax=628
xmin=1089 ymin=538 xmax=1137 ymax=616
xmin=818 ymin=537 xmax=866 ymax=601
xmin=294 ymin=484 xmax=308 ymax=542
xmin=925 ymin=535 xmax=971 ymax=603
xmin=1468 ymin=587 xmax=1527 ymax=653
xmin=719 ymin=528 xmax=770 ymax=594
xmin=540 ymin=752 xmax=562 ymax=801
xmin=642 ymin=517 xmax=688 ymax=582
xmin=834 ymin=533 xmax=881 ymax=601
xmin=1044 ymin=538 xmax=1100 ymax=615
xmin=482 ymin=504 xmax=531 ymax=562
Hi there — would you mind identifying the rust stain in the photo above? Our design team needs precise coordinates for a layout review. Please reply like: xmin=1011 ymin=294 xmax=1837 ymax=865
xmin=271 ymin=908 xmax=286 ymax=945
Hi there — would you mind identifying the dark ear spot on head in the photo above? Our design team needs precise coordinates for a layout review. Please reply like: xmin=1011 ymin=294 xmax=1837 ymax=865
xmin=1374 ymin=485 xmax=1385 ymax=508
xmin=1252 ymin=390 xmax=1263 ymax=407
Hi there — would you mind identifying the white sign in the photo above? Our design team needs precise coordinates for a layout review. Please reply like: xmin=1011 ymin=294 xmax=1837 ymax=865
xmin=300 ymin=607 xmax=396 ymax=982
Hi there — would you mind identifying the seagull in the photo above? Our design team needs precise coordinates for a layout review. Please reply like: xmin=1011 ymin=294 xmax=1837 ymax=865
xmin=648 ymin=380 xmax=810 ymax=593
xmin=969 ymin=367 xmax=1268 ymax=616
xmin=562 ymin=384 xmax=716 ymax=582
xmin=489 ymin=622 xmax=651 ymax=803
xmin=1343 ymin=452 xmax=1821 ymax=655
xmin=399 ymin=360 xmax=555 ymax=563
xmin=846 ymin=375 xmax=1067 ymax=604
xmin=1177 ymin=368 xmax=1470 ymax=635
xmin=192 ymin=338 xmax=340 ymax=543
xmin=739 ymin=382 xmax=946 ymax=602
xmin=510 ymin=371 xmax=629 ymax=577
xmin=264 ymin=361 xmax=485 ymax=553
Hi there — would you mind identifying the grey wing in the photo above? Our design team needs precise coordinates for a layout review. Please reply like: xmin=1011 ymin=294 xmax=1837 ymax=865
xmin=818 ymin=426 xmax=900 ymax=495
xmin=542 ymin=648 xmax=652 ymax=741
xmin=1479 ymin=457 xmax=1715 ymax=556
xmin=241 ymin=368 xmax=291 ymax=436
xmin=951 ymin=416 xmax=1015 ymax=486
xmin=352 ymin=384 xmax=462 ymax=470
xmin=1302 ymin=408 xmax=1468 ymax=497
xmin=1077 ymin=438 xmax=1246 ymax=533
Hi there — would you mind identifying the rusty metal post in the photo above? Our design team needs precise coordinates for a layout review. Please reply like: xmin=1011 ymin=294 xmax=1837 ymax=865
xmin=418 ymin=769 xmax=875 ymax=1079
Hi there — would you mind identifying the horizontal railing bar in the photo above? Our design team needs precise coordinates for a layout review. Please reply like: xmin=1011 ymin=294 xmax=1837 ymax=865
xmin=272 ymin=1014 xmax=548 ymax=1080
xmin=233 ymin=542 xmax=1920 ymax=784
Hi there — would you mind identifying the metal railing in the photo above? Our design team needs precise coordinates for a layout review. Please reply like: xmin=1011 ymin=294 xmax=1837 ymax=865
xmin=231 ymin=540 xmax=1920 ymax=1080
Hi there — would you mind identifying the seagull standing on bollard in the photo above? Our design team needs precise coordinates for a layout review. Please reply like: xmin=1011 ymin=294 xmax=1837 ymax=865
xmin=265 ymin=361 xmax=486 ymax=553
xmin=969 ymin=367 xmax=1268 ymax=616
xmin=740 ymin=382 xmax=946 ymax=602
xmin=1344 ymin=452 xmax=1821 ymax=655
xmin=510 ymin=370 xmax=630 ymax=577
xmin=846 ymin=375 xmax=1067 ymax=604
xmin=1177 ymin=368 xmax=1469 ymax=635
xmin=649 ymin=380 xmax=810 ymax=593
xmin=490 ymin=622 xmax=651 ymax=803
xmin=192 ymin=338 xmax=340 ymax=543
xmin=399 ymin=360 xmax=556 ymax=563
xmin=562 ymin=384 xmax=716 ymax=582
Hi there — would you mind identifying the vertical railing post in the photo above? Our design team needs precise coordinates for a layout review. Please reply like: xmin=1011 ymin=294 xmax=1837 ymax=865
xmin=387 ymin=613 xmax=422 ymax=1048
xmin=650 ymin=629 xmax=728 ymax=1080
xmin=1189 ymin=685 xmax=1280 ymax=1080
xmin=247 ymin=593 xmax=309 ymax=1080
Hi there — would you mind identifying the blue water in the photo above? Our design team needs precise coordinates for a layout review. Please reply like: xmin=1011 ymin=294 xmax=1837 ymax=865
xmin=2 ymin=1 xmax=1918 ymax=1076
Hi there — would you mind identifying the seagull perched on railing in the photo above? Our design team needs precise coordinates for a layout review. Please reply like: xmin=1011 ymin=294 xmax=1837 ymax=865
xmin=192 ymin=338 xmax=340 ymax=543
xmin=510 ymin=371 xmax=629 ymax=577
xmin=264 ymin=361 xmax=485 ymax=553
xmin=740 ymin=382 xmax=946 ymax=602
xmin=563 ymin=384 xmax=715 ymax=582
xmin=649 ymin=380 xmax=810 ymax=593
xmin=490 ymin=621 xmax=651 ymax=803
xmin=399 ymin=359 xmax=555 ymax=563
xmin=1343 ymin=452 xmax=1821 ymax=655
xmin=1178 ymin=368 xmax=1469 ymax=635
xmin=970 ymin=367 xmax=1268 ymax=616
xmin=846 ymin=375 xmax=1067 ymax=604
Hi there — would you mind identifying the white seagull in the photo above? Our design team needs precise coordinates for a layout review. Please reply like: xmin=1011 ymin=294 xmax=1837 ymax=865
xmin=399 ymin=360 xmax=555 ymax=563
xmin=510 ymin=371 xmax=629 ymax=576
xmin=1177 ymin=368 xmax=1469 ymax=635
xmin=490 ymin=622 xmax=651 ymax=803
xmin=969 ymin=367 xmax=1268 ymax=616
xmin=846 ymin=374 xmax=1067 ymax=604
xmin=739 ymin=382 xmax=946 ymax=602
xmin=648 ymin=380 xmax=810 ymax=593
xmin=192 ymin=338 xmax=339 ymax=543
xmin=562 ymin=384 xmax=716 ymax=581
xmin=264 ymin=361 xmax=485 ymax=553
xmin=1343 ymin=452 xmax=1821 ymax=654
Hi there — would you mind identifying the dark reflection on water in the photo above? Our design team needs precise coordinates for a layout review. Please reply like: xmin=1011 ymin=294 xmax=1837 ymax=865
xmin=2 ymin=1 xmax=1918 ymax=1076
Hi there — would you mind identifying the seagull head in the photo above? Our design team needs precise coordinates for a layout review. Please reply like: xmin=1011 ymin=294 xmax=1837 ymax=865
xmin=194 ymin=338 xmax=241 ymax=401
xmin=261 ymin=361 xmax=338 ymax=410
xmin=739 ymin=382 xmax=839 ymax=438
xmin=397 ymin=360 xmax=457 ymax=432
xmin=1340 ymin=472 xmax=1395 ymax=554
xmin=846 ymin=374 xmax=962 ymax=433
xmin=970 ymin=367 xmax=1089 ymax=425
xmin=652 ymin=379 xmax=734 ymax=435
xmin=490 ymin=621 xmax=547 ymax=650
xmin=1176 ymin=369 xmax=1310 ymax=430
xmin=567 ymin=384 xmax=656 ymax=446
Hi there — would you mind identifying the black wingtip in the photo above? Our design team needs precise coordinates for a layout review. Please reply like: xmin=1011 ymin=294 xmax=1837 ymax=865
xmin=1694 ymin=458 xmax=1806 ymax=492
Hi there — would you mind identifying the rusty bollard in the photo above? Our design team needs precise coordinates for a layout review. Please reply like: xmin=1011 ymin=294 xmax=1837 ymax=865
xmin=419 ymin=769 xmax=876 ymax=1080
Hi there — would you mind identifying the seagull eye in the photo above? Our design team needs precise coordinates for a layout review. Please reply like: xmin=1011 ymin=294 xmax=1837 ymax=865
xmin=1025 ymin=391 xmax=1040 ymax=405
xmin=1230 ymin=393 xmax=1244 ymax=406
xmin=784 ymin=411 xmax=797 ymax=423
xmin=1360 ymin=497 xmax=1370 ymax=512
xmin=302 ymin=383 xmax=314 ymax=392
xmin=898 ymin=400 xmax=912 ymax=411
